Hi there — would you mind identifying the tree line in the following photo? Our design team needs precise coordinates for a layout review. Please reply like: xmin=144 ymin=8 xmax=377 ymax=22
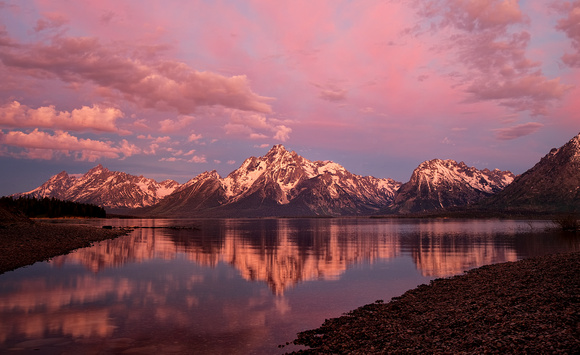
xmin=0 ymin=196 xmax=106 ymax=218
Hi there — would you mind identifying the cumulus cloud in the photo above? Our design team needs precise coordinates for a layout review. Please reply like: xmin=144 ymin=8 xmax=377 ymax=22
xmin=0 ymin=101 xmax=127 ymax=133
xmin=273 ymin=125 xmax=292 ymax=141
xmin=418 ymin=0 xmax=571 ymax=115
xmin=0 ymin=129 xmax=140 ymax=161
xmin=187 ymin=132 xmax=202 ymax=142
xmin=0 ymin=36 xmax=273 ymax=114
xmin=188 ymin=155 xmax=207 ymax=163
xmin=493 ymin=122 xmax=544 ymax=140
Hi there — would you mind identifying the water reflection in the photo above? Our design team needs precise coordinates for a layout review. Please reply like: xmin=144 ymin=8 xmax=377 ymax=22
xmin=0 ymin=218 xmax=578 ymax=354
xmin=47 ymin=218 xmax=571 ymax=289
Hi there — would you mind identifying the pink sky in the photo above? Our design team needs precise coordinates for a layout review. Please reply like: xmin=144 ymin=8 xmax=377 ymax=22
xmin=1 ymin=0 xmax=579 ymax=195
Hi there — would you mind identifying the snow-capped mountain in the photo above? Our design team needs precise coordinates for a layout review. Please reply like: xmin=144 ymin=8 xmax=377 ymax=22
xmin=143 ymin=145 xmax=402 ymax=217
xmin=480 ymin=132 xmax=580 ymax=213
xmin=14 ymin=164 xmax=180 ymax=210
xmin=389 ymin=159 xmax=515 ymax=214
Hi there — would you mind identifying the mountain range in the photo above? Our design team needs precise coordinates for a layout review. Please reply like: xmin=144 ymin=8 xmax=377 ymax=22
xmin=11 ymin=133 xmax=580 ymax=216
xmin=13 ymin=165 xmax=180 ymax=211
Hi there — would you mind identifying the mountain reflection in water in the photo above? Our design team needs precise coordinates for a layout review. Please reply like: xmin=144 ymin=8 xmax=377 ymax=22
xmin=0 ymin=218 xmax=578 ymax=354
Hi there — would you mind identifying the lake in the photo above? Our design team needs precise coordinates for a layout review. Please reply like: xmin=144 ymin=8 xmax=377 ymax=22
xmin=1 ymin=218 xmax=578 ymax=354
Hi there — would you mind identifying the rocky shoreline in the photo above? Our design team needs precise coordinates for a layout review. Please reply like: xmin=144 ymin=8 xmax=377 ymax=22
xmin=287 ymin=251 xmax=580 ymax=353
xmin=0 ymin=220 xmax=129 ymax=275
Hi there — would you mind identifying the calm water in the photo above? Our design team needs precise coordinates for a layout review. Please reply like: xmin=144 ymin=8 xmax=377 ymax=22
xmin=1 ymin=218 xmax=578 ymax=354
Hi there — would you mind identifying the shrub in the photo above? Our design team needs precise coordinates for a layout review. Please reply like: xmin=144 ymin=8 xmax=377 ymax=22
xmin=553 ymin=214 xmax=580 ymax=232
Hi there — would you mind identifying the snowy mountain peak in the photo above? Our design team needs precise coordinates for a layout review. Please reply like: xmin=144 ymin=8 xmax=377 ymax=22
xmin=15 ymin=165 xmax=181 ymax=210
xmin=86 ymin=164 xmax=108 ymax=175
xmin=143 ymin=145 xmax=402 ymax=217
xmin=391 ymin=158 xmax=515 ymax=213
xmin=265 ymin=144 xmax=289 ymax=157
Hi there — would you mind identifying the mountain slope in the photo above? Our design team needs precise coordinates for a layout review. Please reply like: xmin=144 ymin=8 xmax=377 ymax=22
xmin=14 ymin=165 xmax=181 ymax=210
xmin=143 ymin=145 xmax=402 ymax=217
xmin=480 ymin=133 xmax=580 ymax=213
xmin=390 ymin=159 xmax=515 ymax=214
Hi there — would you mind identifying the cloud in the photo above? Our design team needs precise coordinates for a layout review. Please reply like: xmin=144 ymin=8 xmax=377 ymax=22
xmin=226 ymin=110 xmax=292 ymax=141
xmin=466 ymin=73 xmax=572 ymax=115
xmin=0 ymin=129 xmax=140 ymax=161
xmin=34 ymin=12 xmax=68 ymax=32
xmin=188 ymin=155 xmax=206 ymax=163
xmin=554 ymin=0 xmax=580 ymax=67
xmin=159 ymin=115 xmax=195 ymax=133
xmin=273 ymin=125 xmax=292 ymax=142
xmin=493 ymin=122 xmax=544 ymax=140
xmin=152 ymin=136 xmax=171 ymax=144
xmin=0 ymin=101 xmax=127 ymax=133
xmin=0 ymin=36 xmax=273 ymax=114
xmin=359 ymin=107 xmax=375 ymax=114
xmin=187 ymin=132 xmax=202 ymax=142
xmin=429 ymin=0 xmax=527 ymax=32
xmin=313 ymin=82 xmax=347 ymax=102
xmin=417 ymin=0 xmax=571 ymax=115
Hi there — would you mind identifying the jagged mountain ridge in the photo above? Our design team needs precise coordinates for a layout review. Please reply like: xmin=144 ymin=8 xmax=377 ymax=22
xmin=143 ymin=145 xmax=402 ymax=217
xmin=13 ymin=144 xmax=525 ymax=216
xmin=479 ymin=132 xmax=580 ymax=212
xmin=14 ymin=165 xmax=180 ymax=210
xmin=389 ymin=159 xmax=515 ymax=214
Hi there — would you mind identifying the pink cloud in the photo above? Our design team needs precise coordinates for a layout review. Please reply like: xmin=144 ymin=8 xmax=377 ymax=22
xmin=225 ymin=110 xmax=292 ymax=141
xmin=415 ymin=0 xmax=571 ymax=116
xmin=493 ymin=122 xmax=544 ymax=140
xmin=427 ymin=0 xmax=527 ymax=32
xmin=0 ymin=36 xmax=273 ymax=114
xmin=313 ymin=82 xmax=348 ymax=102
xmin=554 ymin=0 xmax=580 ymax=67
xmin=187 ymin=132 xmax=203 ymax=142
xmin=0 ymin=129 xmax=140 ymax=161
xmin=0 ymin=101 xmax=127 ymax=133
xmin=188 ymin=155 xmax=207 ymax=163
xmin=34 ymin=12 xmax=68 ymax=32
xmin=159 ymin=115 xmax=196 ymax=133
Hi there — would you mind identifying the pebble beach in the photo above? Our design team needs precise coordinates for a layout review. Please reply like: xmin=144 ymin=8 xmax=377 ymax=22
xmin=288 ymin=251 xmax=580 ymax=354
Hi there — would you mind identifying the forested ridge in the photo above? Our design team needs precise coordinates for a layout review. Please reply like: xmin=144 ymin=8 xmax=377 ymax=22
xmin=0 ymin=196 xmax=106 ymax=218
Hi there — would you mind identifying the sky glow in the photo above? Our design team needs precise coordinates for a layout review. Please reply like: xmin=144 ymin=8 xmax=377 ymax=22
xmin=0 ymin=0 xmax=579 ymax=196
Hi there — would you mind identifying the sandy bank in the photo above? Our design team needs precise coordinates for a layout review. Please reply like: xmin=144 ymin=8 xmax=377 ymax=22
xmin=288 ymin=251 xmax=580 ymax=353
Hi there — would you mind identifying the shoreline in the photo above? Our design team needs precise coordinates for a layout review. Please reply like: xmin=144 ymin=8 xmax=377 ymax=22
xmin=287 ymin=251 xmax=580 ymax=353
xmin=0 ymin=220 xmax=130 ymax=275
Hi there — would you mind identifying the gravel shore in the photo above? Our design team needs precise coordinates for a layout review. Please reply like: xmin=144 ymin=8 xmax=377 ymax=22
xmin=288 ymin=251 xmax=580 ymax=354
xmin=0 ymin=219 xmax=129 ymax=275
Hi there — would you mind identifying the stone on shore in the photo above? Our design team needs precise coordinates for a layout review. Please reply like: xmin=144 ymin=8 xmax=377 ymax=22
xmin=289 ymin=251 xmax=580 ymax=354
